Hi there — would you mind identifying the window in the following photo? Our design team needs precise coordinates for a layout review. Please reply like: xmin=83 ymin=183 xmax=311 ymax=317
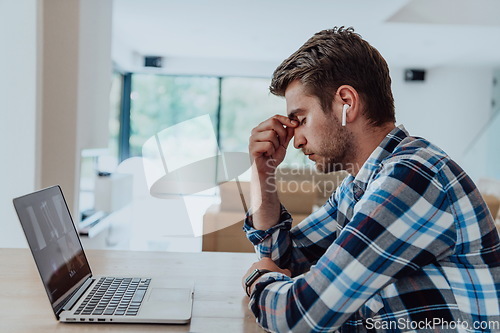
xmin=108 ymin=72 xmax=123 ymax=159
xmin=105 ymin=73 xmax=313 ymax=251
xmin=129 ymin=75 xmax=219 ymax=158
xmin=220 ymin=77 xmax=309 ymax=172
xmin=114 ymin=74 xmax=311 ymax=183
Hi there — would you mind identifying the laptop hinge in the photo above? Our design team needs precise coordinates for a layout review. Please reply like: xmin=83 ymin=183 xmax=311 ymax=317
xmin=61 ymin=277 xmax=94 ymax=312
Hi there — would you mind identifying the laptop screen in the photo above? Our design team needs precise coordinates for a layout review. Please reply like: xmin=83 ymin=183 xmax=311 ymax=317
xmin=13 ymin=186 xmax=92 ymax=314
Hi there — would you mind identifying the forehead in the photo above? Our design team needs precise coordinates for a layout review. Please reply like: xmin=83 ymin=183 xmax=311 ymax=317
xmin=284 ymin=80 xmax=321 ymax=117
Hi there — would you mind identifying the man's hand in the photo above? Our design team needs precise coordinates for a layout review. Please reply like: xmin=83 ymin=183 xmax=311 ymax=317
xmin=242 ymin=257 xmax=292 ymax=296
xmin=248 ymin=115 xmax=297 ymax=230
xmin=249 ymin=115 xmax=297 ymax=175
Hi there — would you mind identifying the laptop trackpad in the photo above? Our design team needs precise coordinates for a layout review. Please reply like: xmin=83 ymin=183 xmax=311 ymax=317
xmin=148 ymin=288 xmax=190 ymax=302
xmin=142 ymin=288 xmax=193 ymax=321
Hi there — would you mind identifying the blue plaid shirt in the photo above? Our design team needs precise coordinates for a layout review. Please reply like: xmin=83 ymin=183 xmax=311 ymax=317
xmin=244 ymin=125 xmax=500 ymax=332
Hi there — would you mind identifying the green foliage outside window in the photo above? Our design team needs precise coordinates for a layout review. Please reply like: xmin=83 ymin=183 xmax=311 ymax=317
xmin=109 ymin=74 xmax=310 ymax=179
xmin=129 ymin=75 xmax=219 ymax=157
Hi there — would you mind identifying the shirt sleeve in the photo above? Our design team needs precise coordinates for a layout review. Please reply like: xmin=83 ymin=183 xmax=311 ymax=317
xmin=247 ymin=160 xmax=457 ymax=332
xmin=244 ymin=194 xmax=340 ymax=276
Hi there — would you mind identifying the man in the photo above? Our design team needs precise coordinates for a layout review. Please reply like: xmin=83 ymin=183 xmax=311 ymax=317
xmin=242 ymin=27 xmax=500 ymax=332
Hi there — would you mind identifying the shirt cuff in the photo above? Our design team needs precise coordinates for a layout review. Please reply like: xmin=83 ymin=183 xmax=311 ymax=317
xmin=248 ymin=272 xmax=292 ymax=315
xmin=243 ymin=204 xmax=293 ymax=245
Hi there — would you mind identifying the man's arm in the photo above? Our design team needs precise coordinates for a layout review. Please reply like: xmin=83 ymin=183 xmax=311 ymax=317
xmin=248 ymin=161 xmax=457 ymax=332
xmin=241 ymin=257 xmax=291 ymax=296
xmin=248 ymin=115 xmax=296 ymax=231
xmin=245 ymin=193 xmax=341 ymax=274
xmin=246 ymin=114 xmax=339 ymax=274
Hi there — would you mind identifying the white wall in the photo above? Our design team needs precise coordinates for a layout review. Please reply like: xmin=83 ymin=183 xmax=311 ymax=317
xmin=112 ymin=48 xmax=280 ymax=78
xmin=111 ymin=28 xmax=278 ymax=77
xmin=460 ymin=69 xmax=500 ymax=181
xmin=0 ymin=0 xmax=113 ymax=249
xmin=77 ymin=0 xmax=113 ymax=151
xmin=391 ymin=66 xmax=493 ymax=181
xmin=0 ymin=0 xmax=39 ymax=248
xmin=40 ymin=0 xmax=112 ymax=222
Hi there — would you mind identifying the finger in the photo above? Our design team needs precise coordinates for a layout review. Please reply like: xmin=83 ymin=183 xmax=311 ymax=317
xmin=252 ymin=116 xmax=297 ymax=140
xmin=269 ymin=120 xmax=288 ymax=145
xmin=252 ymin=118 xmax=288 ymax=145
xmin=271 ymin=117 xmax=297 ymax=147
xmin=251 ymin=130 xmax=280 ymax=150
xmin=250 ymin=142 xmax=276 ymax=158
xmin=283 ymin=126 xmax=295 ymax=148
xmin=272 ymin=114 xmax=299 ymax=128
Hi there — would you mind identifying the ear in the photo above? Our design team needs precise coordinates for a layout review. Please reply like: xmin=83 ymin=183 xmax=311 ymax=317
xmin=335 ymin=85 xmax=360 ymax=124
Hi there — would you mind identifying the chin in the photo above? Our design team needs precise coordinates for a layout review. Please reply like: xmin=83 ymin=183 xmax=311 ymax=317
xmin=315 ymin=163 xmax=332 ymax=174
xmin=316 ymin=160 xmax=344 ymax=174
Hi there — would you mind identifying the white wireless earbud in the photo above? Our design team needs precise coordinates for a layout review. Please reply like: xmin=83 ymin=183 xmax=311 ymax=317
xmin=342 ymin=104 xmax=349 ymax=126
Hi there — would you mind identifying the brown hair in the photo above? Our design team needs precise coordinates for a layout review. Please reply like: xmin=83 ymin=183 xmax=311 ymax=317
xmin=270 ymin=27 xmax=395 ymax=126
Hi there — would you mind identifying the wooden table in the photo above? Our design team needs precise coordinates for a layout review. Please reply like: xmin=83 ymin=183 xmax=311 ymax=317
xmin=0 ymin=248 xmax=263 ymax=332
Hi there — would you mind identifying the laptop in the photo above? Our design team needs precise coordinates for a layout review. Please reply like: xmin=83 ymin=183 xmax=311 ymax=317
xmin=13 ymin=185 xmax=194 ymax=324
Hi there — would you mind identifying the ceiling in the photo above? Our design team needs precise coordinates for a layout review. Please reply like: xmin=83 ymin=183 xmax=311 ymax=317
xmin=112 ymin=0 xmax=500 ymax=72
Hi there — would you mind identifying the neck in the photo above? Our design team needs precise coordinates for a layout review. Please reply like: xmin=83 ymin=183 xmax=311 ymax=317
xmin=348 ymin=122 xmax=396 ymax=176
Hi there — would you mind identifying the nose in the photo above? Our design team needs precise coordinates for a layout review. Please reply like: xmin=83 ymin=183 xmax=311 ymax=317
xmin=293 ymin=128 xmax=306 ymax=149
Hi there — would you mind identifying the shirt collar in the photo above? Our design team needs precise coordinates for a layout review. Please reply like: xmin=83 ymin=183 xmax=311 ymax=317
xmin=351 ymin=124 xmax=409 ymax=192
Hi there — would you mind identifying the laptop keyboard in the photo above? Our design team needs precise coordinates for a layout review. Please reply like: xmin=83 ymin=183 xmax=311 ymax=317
xmin=74 ymin=277 xmax=151 ymax=316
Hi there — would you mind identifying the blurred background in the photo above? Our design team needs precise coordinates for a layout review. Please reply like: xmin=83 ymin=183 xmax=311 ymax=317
xmin=1 ymin=0 xmax=499 ymax=252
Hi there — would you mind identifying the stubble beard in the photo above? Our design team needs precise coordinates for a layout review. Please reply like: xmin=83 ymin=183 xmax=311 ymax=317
xmin=312 ymin=118 xmax=354 ymax=174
